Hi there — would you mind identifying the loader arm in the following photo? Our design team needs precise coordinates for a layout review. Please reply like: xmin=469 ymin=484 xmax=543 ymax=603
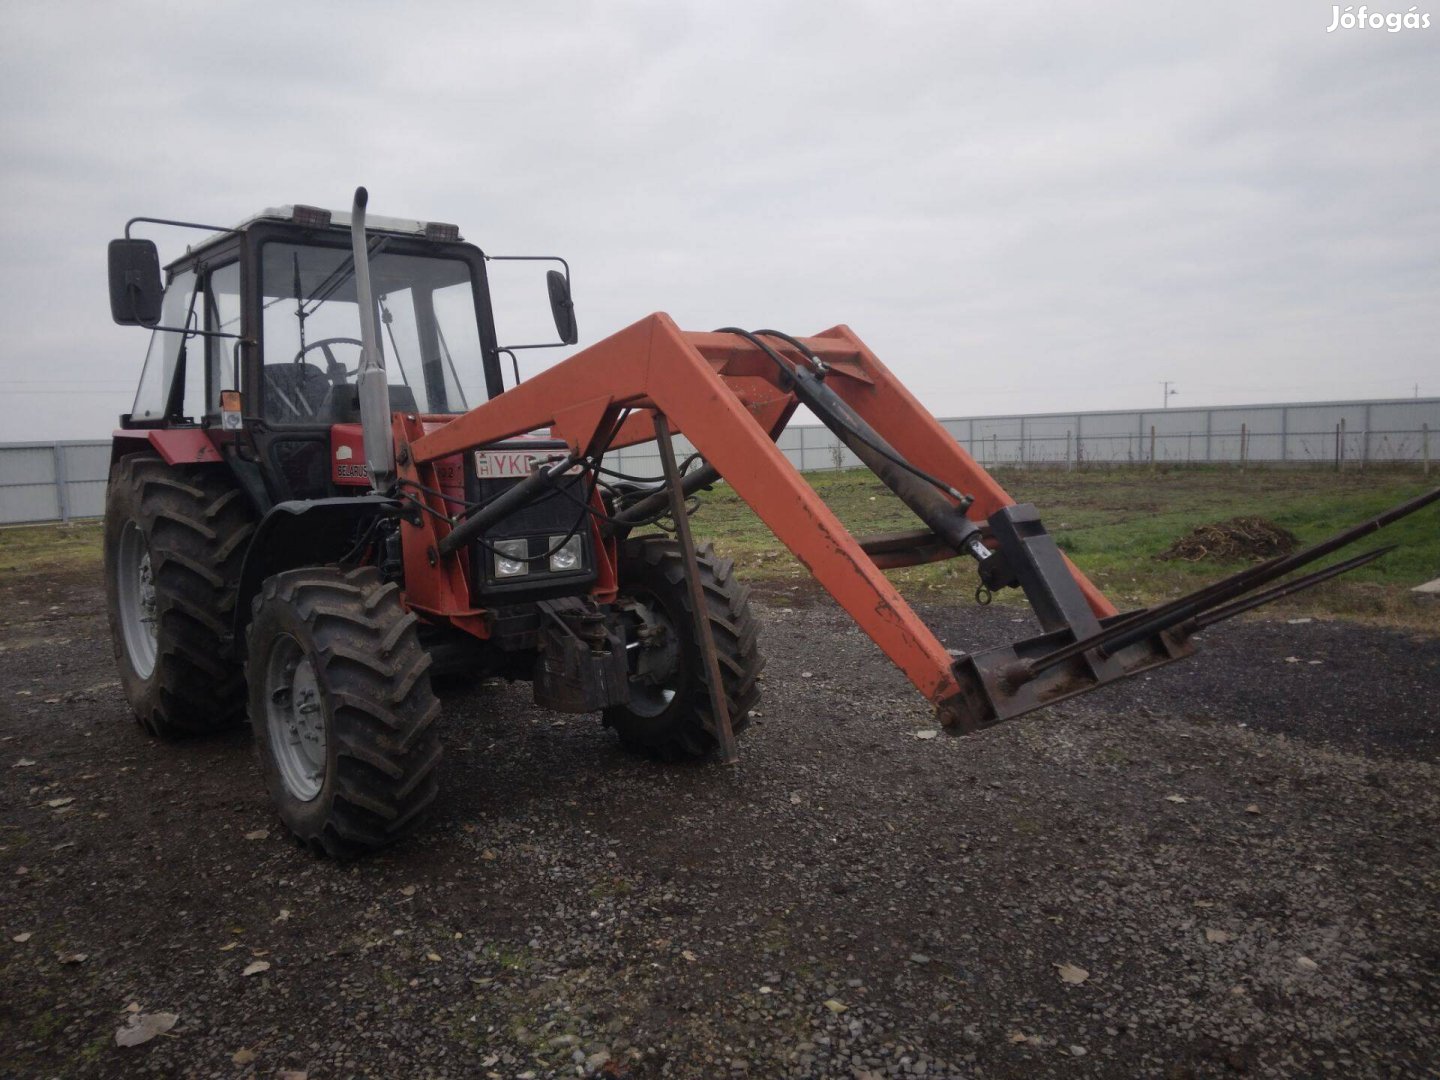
xmin=404 ymin=313 xmax=1099 ymax=724
xmin=404 ymin=312 xmax=1440 ymax=732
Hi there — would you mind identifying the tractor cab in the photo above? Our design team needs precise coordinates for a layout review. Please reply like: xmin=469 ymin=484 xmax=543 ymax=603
xmin=110 ymin=205 xmax=575 ymax=502
xmin=116 ymin=207 xmax=502 ymax=502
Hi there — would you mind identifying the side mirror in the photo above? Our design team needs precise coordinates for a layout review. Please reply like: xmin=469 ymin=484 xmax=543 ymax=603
xmin=108 ymin=239 xmax=163 ymax=326
xmin=546 ymin=269 xmax=578 ymax=346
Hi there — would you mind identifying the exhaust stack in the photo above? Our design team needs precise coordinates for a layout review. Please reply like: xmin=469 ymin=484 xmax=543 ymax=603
xmin=350 ymin=186 xmax=396 ymax=494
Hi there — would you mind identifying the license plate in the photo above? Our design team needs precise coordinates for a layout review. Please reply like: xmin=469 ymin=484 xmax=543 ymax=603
xmin=474 ymin=449 xmax=540 ymax=479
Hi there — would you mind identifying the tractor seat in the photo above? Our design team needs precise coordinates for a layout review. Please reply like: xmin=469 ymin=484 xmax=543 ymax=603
xmin=264 ymin=362 xmax=332 ymax=423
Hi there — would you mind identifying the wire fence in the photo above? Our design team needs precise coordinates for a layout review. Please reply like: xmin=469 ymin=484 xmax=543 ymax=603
xmin=3 ymin=398 xmax=1436 ymax=526
xmin=604 ymin=398 xmax=1440 ymax=481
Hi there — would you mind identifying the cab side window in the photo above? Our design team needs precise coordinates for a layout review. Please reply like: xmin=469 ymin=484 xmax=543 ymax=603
xmin=131 ymin=270 xmax=197 ymax=423
xmin=205 ymin=262 xmax=242 ymax=412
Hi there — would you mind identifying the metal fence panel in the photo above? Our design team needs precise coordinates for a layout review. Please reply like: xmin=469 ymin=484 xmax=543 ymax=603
xmin=1013 ymin=415 xmax=1073 ymax=466
xmin=59 ymin=443 xmax=111 ymax=519
xmin=3 ymin=397 xmax=1436 ymax=525
xmin=0 ymin=445 xmax=66 ymax=524
xmin=0 ymin=445 xmax=62 ymax=523
xmin=1367 ymin=402 xmax=1431 ymax=464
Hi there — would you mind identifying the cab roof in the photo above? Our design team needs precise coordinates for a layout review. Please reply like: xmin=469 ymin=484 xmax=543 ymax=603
xmin=237 ymin=205 xmax=462 ymax=241
xmin=175 ymin=205 xmax=464 ymax=266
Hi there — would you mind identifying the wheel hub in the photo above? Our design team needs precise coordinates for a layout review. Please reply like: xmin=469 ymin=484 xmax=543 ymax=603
xmin=264 ymin=636 xmax=327 ymax=802
xmin=117 ymin=520 xmax=159 ymax=679
xmin=623 ymin=596 xmax=680 ymax=715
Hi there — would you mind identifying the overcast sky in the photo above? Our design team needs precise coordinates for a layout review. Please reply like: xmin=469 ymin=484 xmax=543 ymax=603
xmin=1 ymin=1 xmax=1435 ymax=441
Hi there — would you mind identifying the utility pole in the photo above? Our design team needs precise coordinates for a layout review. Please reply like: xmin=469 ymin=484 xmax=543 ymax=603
xmin=1161 ymin=381 xmax=1178 ymax=408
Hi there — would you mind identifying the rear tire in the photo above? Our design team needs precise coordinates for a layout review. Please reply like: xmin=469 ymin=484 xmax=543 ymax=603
xmin=246 ymin=567 xmax=442 ymax=858
xmin=604 ymin=537 xmax=764 ymax=760
xmin=103 ymin=453 xmax=256 ymax=738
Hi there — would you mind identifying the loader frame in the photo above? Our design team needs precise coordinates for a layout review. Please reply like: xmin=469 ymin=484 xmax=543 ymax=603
xmin=393 ymin=306 xmax=1440 ymax=735
xmin=393 ymin=314 xmax=1112 ymax=729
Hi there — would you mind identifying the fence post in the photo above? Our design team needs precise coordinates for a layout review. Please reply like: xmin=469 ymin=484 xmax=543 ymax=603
xmin=1240 ymin=423 xmax=1247 ymax=472
xmin=1336 ymin=418 xmax=1346 ymax=472
xmin=1149 ymin=425 xmax=1156 ymax=469
xmin=1362 ymin=403 xmax=1372 ymax=470
xmin=1204 ymin=409 xmax=1213 ymax=464
xmin=1424 ymin=423 xmax=1431 ymax=477
xmin=1066 ymin=429 xmax=1073 ymax=471
xmin=52 ymin=443 xmax=70 ymax=523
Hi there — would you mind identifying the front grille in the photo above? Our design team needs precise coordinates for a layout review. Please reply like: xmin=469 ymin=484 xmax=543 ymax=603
xmin=464 ymin=440 xmax=597 ymax=603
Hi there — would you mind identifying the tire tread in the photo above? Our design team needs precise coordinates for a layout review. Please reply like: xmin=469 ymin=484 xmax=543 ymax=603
xmin=247 ymin=567 xmax=441 ymax=859
xmin=104 ymin=454 xmax=255 ymax=738
xmin=604 ymin=537 xmax=765 ymax=760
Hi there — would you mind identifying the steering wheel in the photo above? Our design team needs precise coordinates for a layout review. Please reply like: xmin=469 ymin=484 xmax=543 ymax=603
xmin=293 ymin=337 xmax=364 ymax=384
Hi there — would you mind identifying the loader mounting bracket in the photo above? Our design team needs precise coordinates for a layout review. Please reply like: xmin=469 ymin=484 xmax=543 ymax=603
xmin=532 ymin=599 xmax=630 ymax=713
xmin=937 ymin=500 xmax=1198 ymax=731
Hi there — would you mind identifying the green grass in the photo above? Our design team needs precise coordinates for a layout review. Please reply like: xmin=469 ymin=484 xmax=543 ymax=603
xmin=679 ymin=465 xmax=1440 ymax=628
xmin=2 ymin=466 xmax=1435 ymax=627
xmin=0 ymin=521 xmax=102 ymax=576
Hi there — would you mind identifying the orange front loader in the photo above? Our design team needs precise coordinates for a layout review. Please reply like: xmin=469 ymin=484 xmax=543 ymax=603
xmin=104 ymin=188 xmax=1436 ymax=857
xmin=399 ymin=312 xmax=1433 ymax=743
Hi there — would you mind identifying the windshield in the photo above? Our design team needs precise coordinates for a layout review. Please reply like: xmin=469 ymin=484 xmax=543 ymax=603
xmin=259 ymin=241 xmax=486 ymax=423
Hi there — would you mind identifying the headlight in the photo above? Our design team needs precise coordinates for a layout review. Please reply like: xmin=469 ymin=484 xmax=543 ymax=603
xmin=493 ymin=539 xmax=529 ymax=577
xmin=548 ymin=535 xmax=583 ymax=572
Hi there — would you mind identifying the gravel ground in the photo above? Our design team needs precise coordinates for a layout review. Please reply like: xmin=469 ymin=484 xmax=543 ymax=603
xmin=2 ymin=567 xmax=1437 ymax=1079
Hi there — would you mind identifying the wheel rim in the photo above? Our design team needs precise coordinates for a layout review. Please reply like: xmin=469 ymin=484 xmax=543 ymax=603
xmin=116 ymin=520 xmax=158 ymax=679
xmin=264 ymin=634 xmax=327 ymax=802
xmin=622 ymin=594 xmax=682 ymax=717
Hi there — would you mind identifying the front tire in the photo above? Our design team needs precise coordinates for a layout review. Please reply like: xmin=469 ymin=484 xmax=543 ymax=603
xmin=604 ymin=537 xmax=764 ymax=760
xmin=246 ymin=567 xmax=442 ymax=858
xmin=103 ymin=454 xmax=256 ymax=738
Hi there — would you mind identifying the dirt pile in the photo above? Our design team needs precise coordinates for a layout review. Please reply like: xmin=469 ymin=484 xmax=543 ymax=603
xmin=1159 ymin=516 xmax=1300 ymax=562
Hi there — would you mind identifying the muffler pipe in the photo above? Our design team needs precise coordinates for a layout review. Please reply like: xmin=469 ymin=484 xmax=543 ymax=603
xmin=351 ymin=186 xmax=397 ymax=494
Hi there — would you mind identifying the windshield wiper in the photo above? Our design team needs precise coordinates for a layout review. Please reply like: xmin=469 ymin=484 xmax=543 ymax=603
xmin=434 ymin=322 xmax=470 ymax=411
xmin=377 ymin=294 xmax=413 ymax=393
xmin=303 ymin=236 xmax=390 ymax=315
xmin=293 ymin=252 xmax=308 ymax=355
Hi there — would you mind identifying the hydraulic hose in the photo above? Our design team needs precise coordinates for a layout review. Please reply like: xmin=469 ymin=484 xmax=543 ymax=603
xmin=715 ymin=327 xmax=992 ymax=566
xmin=723 ymin=328 xmax=971 ymax=507
xmin=437 ymin=454 xmax=578 ymax=557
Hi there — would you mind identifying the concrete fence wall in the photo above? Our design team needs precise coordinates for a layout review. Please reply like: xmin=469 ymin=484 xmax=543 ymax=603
xmin=3 ymin=397 xmax=1436 ymax=526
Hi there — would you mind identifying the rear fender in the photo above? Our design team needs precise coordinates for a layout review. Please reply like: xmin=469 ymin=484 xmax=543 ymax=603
xmin=111 ymin=429 xmax=223 ymax=466
xmin=233 ymin=496 xmax=402 ymax=654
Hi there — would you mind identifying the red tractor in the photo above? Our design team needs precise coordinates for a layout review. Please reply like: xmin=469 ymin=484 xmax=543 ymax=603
xmin=104 ymin=189 xmax=1436 ymax=857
